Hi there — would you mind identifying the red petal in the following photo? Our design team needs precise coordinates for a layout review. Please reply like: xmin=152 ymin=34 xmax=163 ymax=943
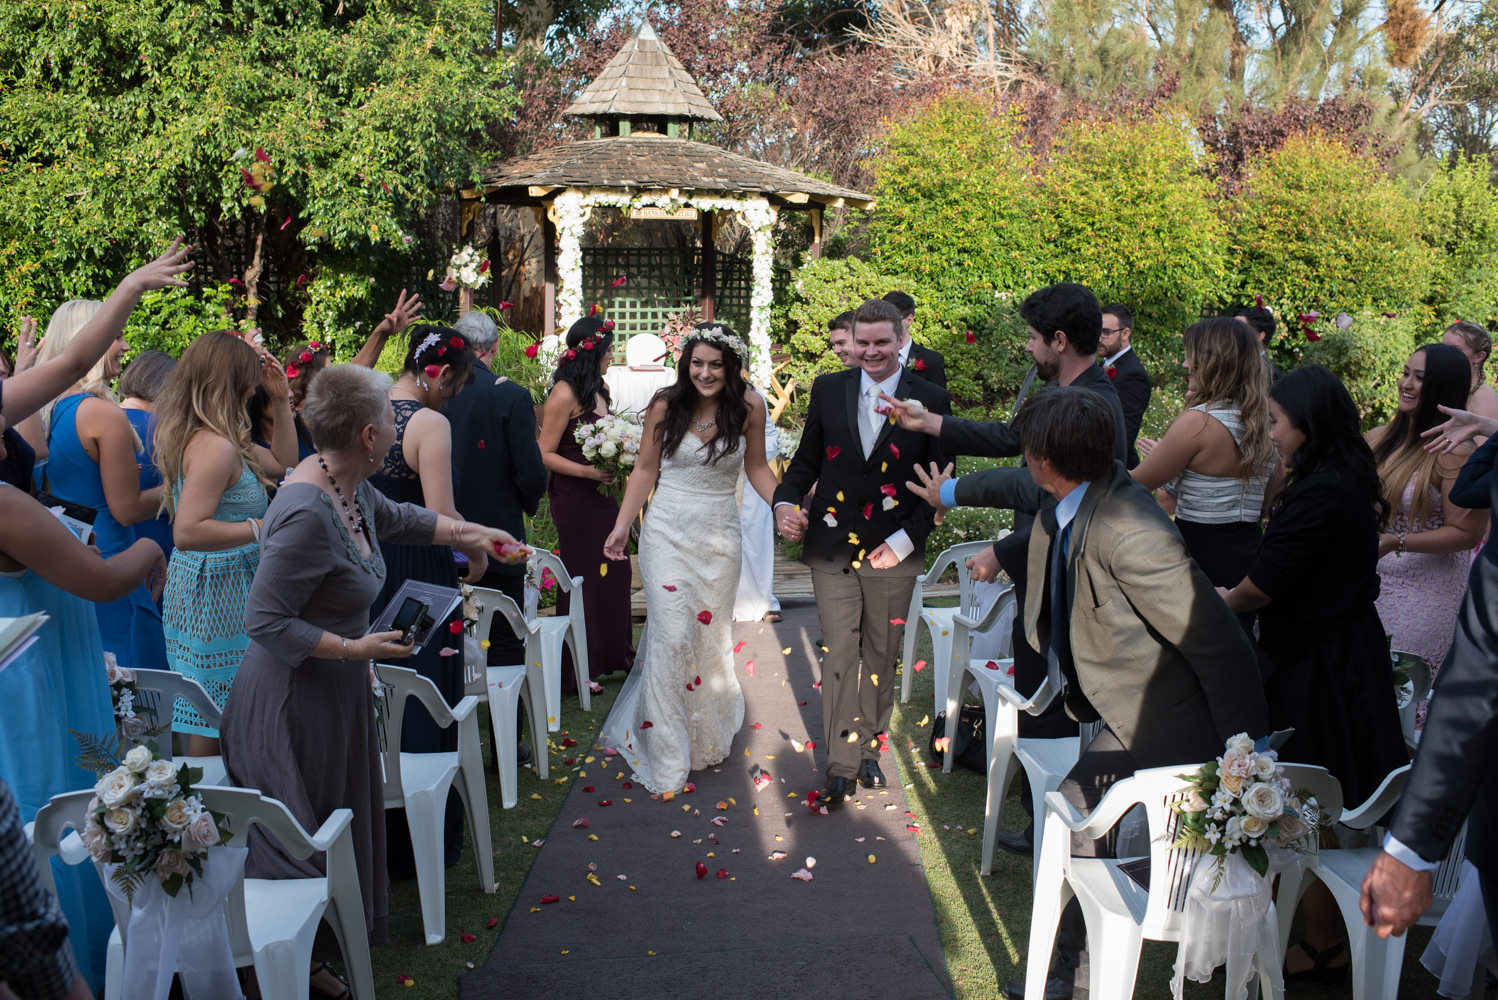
xmin=965 ymin=330 xmax=977 ymax=344
xmin=890 ymin=444 xmax=900 ymax=458
xmin=862 ymin=502 xmax=874 ymax=519
xmin=611 ymin=274 xmax=628 ymax=288
xmin=798 ymin=701 xmax=808 ymax=706
xmin=715 ymin=869 xmax=729 ymax=879
xmin=582 ymin=786 xmax=594 ymax=792
xmin=299 ymin=351 xmax=313 ymax=363
xmin=812 ymin=679 xmax=821 ymax=690
xmin=745 ymin=660 xmax=755 ymax=676
xmin=696 ymin=862 xmax=708 ymax=880
xmin=598 ymin=800 xmax=613 ymax=806
xmin=683 ymin=782 xmax=695 ymax=793
xmin=450 ymin=336 xmax=464 ymax=347
xmin=424 ymin=364 xmax=441 ymax=378
xmin=284 ymin=363 xmax=300 ymax=379
xmin=807 ymin=790 xmax=820 ymax=803
xmin=752 ymin=723 xmax=763 ymax=729
xmin=622 ymin=781 xmax=633 ymax=789
xmin=639 ymin=721 xmax=654 ymax=729
xmin=478 ymin=260 xmax=490 ymax=274
xmin=255 ymin=147 xmax=270 ymax=163
xmin=913 ymin=659 xmax=927 ymax=673
xmin=880 ymin=484 xmax=898 ymax=497
xmin=695 ymin=675 xmax=702 ymax=686
xmin=500 ymin=300 xmax=515 ymax=310
xmin=589 ymin=303 xmax=600 ymax=316
xmin=540 ymin=895 xmax=560 ymax=904
xmin=487 ymin=917 xmax=498 ymax=928
xmin=241 ymin=168 xmax=258 ymax=189
xmin=985 ymin=660 xmax=1000 ymax=670
xmin=448 ymin=620 xmax=463 ymax=634
xmin=825 ymin=445 xmax=841 ymax=460
xmin=663 ymin=585 xmax=678 ymax=592
xmin=733 ymin=641 xmax=746 ymax=653
xmin=478 ymin=439 xmax=486 ymax=449
xmin=524 ymin=343 xmax=539 ymax=359
xmin=561 ymin=737 xmax=578 ymax=747
xmin=461 ymin=931 xmax=477 ymax=943
xmin=890 ymin=618 xmax=907 ymax=626
xmin=697 ymin=611 xmax=713 ymax=625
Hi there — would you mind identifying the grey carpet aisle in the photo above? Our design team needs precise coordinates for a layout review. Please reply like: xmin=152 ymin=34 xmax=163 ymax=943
xmin=461 ymin=596 xmax=953 ymax=999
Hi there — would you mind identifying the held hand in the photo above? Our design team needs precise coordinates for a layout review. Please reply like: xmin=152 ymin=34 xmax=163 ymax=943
xmin=14 ymin=317 xmax=38 ymax=373
xmin=358 ymin=630 xmax=416 ymax=661
xmin=1421 ymin=405 xmax=1487 ymax=454
xmin=1136 ymin=436 xmax=1158 ymax=459
xmin=603 ymin=522 xmax=631 ymax=561
xmin=878 ymin=393 xmax=941 ymax=436
xmin=594 ymin=468 xmax=617 ymax=485
xmin=964 ymin=546 xmax=1001 ymax=583
xmin=867 ymin=542 xmax=900 ymax=570
xmin=775 ymin=505 xmax=808 ymax=542
xmin=124 ymin=236 xmax=194 ymax=293
xmin=1156 ymin=487 xmax=1177 ymax=517
xmin=1360 ymin=850 xmax=1434 ymax=938
xmin=906 ymin=461 xmax=955 ymax=520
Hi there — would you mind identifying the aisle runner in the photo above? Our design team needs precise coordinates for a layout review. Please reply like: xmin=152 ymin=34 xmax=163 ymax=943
xmin=463 ymin=597 xmax=952 ymax=999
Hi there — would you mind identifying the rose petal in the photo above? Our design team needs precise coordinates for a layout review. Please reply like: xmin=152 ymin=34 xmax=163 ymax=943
xmin=662 ymin=584 xmax=678 ymax=591
xmin=697 ymin=610 xmax=712 ymax=625
xmin=890 ymin=444 xmax=900 ymax=458
xmin=540 ymin=895 xmax=560 ymax=904
xmin=965 ymin=330 xmax=977 ymax=343
xmin=862 ymin=502 xmax=874 ymax=519
xmin=561 ymin=737 xmax=578 ymax=748
xmin=696 ymin=861 xmax=708 ymax=880
xmin=449 ymin=620 xmax=463 ymax=634
xmin=825 ymin=445 xmax=841 ymax=460
xmin=598 ymin=800 xmax=613 ymax=807
xmin=639 ymin=721 xmax=654 ymax=729
xmin=715 ymin=869 xmax=729 ymax=879
xmin=733 ymin=641 xmax=746 ymax=653
xmin=612 ymin=274 xmax=628 ymax=288
xmin=890 ymin=618 xmax=907 ymax=626
xmin=572 ymin=817 xmax=590 ymax=828
xmin=913 ymin=659 xmax=926 ymax=673
xmin=424 ymin=364 xmax=441 ymax=378
xmin=791 ymin=868 xmax=814 ymax=881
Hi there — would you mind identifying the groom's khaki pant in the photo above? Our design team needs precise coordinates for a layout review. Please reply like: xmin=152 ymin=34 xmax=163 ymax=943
xmin=811 ymin=567 xmax=917 ymax=779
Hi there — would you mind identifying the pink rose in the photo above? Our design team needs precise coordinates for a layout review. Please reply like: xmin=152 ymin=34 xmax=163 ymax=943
xmin=81 ymin=818 xmax=112 ymax=863
xmin=182 ymin=812 xmax=220 ymax=850
xmin=154 ymin=849 xmax=193 ymax=880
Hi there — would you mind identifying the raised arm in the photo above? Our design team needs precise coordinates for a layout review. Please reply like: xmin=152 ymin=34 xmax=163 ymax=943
xmin=350 ymin=289 xmax=424 ymax=369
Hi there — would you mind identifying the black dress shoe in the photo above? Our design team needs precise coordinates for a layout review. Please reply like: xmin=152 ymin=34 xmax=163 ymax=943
xmin=857 ymin=759 xmax=886 ymax=788
xmin=1005 ymin=975 xmax=1082 ymax=999
xmin=821 ymin=776 xmax=856 ymax=805
xmin=516 ymin=741 xmax=533 ymax=767
xmin=994 ymin=828 xmax=1034 ymax=857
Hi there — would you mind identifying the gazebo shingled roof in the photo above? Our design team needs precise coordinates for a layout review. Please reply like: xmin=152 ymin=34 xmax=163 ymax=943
xmin=478 ymin=135 xmax=873 ymax=211
xmin=564 ymin=20 xmax=723 ymax=123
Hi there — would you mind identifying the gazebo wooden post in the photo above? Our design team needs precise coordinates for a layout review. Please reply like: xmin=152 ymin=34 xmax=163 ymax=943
xmin=543 ymin=211 xmax=558 ymax=336
xmin=809 ymin=207 xmax=824 ymax=260
xmin=699 ymin=210 xmax=716 ymax=321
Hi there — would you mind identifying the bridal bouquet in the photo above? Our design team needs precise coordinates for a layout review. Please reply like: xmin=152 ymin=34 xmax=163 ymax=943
xmin=442 ymin=245 xmax=490 ymax=291
xmin=105 ymin=653 xmax=167 ymax=745
xmin=575 ymin=413 xmax=642 ymax=498
xmin=78 ymin=745 xmax=231 ymax=903
xmin=1171 ymin=733 xmax=1316 ymax=881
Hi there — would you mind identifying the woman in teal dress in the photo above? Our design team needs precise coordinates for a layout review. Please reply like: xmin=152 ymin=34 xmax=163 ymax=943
xmin=153 ymin=331 xmax=297 ymax=756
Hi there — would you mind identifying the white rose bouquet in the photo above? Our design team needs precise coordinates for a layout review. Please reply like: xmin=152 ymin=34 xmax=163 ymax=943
xmin=77 ymin=744 xmax=231 ymax=903
xmin=1172 ymin=732 xmax=1317 ymax=883
xmin=441 ymin=245 xmax=490 ymax=292
xmin=104 ymin=652 xmax=168 ymax=745
xmin=574 ymin=412 xmax=642 ymax=500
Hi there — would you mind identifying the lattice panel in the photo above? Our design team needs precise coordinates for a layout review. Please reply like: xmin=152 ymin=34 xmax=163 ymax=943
xmin=583 ymin=247 xmax=754 ymax=362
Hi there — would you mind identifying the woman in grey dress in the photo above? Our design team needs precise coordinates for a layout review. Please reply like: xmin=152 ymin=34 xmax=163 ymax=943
xmin=220 ymin=364 xmax=526 ymax=973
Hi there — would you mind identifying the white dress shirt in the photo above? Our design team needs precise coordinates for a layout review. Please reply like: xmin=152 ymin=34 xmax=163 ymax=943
xmin=860 ymin=366 xmax=914 ymax=562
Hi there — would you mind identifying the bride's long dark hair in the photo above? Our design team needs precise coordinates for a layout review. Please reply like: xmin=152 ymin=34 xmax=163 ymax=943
xmin=653 ymin=323 xmax=750 ymax=465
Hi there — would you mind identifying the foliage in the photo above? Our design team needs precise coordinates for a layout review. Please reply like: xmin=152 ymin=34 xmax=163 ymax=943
xmin=121 ymin=284 xmax=241 ymax=360
xmin=1294 ymin=310 xmax=1430 ymax=424
xmin=0 ymin=0 xmax=517 ymax=348
xmin=1227 ymin=135 xmax=1435 ymax=322
xmin=1419 ymin=154 xmax=1498 ymax=329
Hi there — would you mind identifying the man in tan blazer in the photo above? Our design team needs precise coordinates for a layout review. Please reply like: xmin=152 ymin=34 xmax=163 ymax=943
xmin=911 ymin=387 xmax=1268 ymax=999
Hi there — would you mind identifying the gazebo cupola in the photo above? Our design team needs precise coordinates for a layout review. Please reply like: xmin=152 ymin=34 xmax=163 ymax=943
xmin=564 ymin=20 xmax=722 ymax=140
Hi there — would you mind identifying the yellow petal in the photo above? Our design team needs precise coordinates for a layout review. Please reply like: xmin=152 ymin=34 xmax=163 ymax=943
xmin=918 ymin=714 xmax=930 ymax=726
xmin=600 ymin=563 xmax=608 ymax=577
xmin=868 ymin=854 xmax=877 ymax=863
xmin=782 ymin=647 xmax=791 ymax=654
xmin=588 ymin=833 xmax=598 ymax=840
xmin=871 ymin=674 xmax=879 ymax=686
xmin=530 ymin=793 xmax=542 ymax=800
xmin=882 ymin=462 xmax=888 ymax=472
xmin=846 ymin=732 xmax=860 ymax=743
xmin=836 ymin=491 xmax=845 ymax=501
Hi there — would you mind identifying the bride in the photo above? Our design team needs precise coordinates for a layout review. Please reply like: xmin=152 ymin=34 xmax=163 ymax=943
xmin=600 ymin=323 xmax=780 ymax=797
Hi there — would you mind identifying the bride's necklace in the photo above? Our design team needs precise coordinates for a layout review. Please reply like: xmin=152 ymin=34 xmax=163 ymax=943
xmin=691 ymin=408 xmax=717 ymax=433
xmin=317 ymin=455 xmax=367 ymax=537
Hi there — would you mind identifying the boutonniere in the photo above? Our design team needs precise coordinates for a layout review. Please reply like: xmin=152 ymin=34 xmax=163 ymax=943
xmin=1106 ymin=365 xmax=1118 ymax=380
xmin=912 ymin=357 xmax=927 ymax=372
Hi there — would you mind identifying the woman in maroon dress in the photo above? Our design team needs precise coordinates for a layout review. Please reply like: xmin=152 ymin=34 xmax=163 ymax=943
xmin=539 ymin=316 xmax=635 ymax=683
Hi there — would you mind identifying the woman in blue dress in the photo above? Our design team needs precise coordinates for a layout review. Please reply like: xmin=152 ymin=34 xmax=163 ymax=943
xmin=120 ymin=349 xmax=178 ymax=580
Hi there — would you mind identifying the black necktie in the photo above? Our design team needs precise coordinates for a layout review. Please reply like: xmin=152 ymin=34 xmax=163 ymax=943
xmin=1046 ymin=521 xmax=1072 ymax=694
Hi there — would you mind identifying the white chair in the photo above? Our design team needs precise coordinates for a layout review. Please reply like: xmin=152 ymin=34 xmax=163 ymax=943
xmin=527 ymin=549 xmax=592 ymax=730
xmin=374 ymin=664 xmax=496 ymax=944
xmin=899 ymin=535 xmax=1008 ymax=707
xmin=130 ymin=668 xmax=228 ymax=786
xmin=1274 ymin=763 xmax=1463 ymax=1000
xmin=462 ymin=586 xmax=550 ymax=806
xmin=1391 ymin=650 xmax=1432 ymax=751
xmin=940 ymin=585 xmax=1017 ymax=774
xmin=30 ymin=785 xmax=374 ymax=1000
xmin=1024 ymin=766 xmax=1284 ymax=1000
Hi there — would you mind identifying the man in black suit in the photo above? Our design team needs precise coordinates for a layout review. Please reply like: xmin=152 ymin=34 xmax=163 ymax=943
xmin=774 ymin=297 xmax=951 ymax=804
xmin=1097 ymin=303 xmax=1150 ymax=469
xmin=445 ymin=311 xmax=548 ymax=665
xmin=1361 ymin=410 xmax=1498 ymax=939
xmin=883 ymin=290 xmax=947 ymax=389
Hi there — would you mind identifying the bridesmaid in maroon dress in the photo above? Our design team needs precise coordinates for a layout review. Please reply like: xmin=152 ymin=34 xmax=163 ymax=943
xmin=539 ymin=316 xmax=635 ymax=684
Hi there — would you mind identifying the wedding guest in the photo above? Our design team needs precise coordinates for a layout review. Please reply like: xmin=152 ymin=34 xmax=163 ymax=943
xmin=154 ymin=332 xmax=294 ymax=758
xmin=883 ymin=290 xmax=947 ymax=388
xmin=119 ymin=350 xmax=178 ymax=574
xmin=1442 ymin=321 xmax=1498 ymax=435
xmin=1097 ymin=303 xmax=1150 ymax=467
xmin=33 ymin=301 xmax=167 ymax=672
xmin=1131 ymin=318 xmax=1278 ymax=591
xmin=0 ymin=438 xmax=165 ymax=992
xmin=1367 ymin=343 xmax=1483 ymax=730
xmin=539 ymin=316 xmax=635 ymax=683
xmin=0 ymin=240 xmax=192 ymax=492
xmin=219 ymin=364 xmax=522 ymax=975
xmin=828 ymin=311 xmax=855 ymax=367
xmin=1219 ymin=365 xmax=1406 ymax=981
xmin=445 ymin=310 xmax=547 ymax=667
xmin=1234 ymin=300 xmax=1280 ymax=382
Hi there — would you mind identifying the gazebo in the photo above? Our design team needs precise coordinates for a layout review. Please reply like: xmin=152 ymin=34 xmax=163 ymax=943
xmin=472 ymin=20 xmax=874 ymax=385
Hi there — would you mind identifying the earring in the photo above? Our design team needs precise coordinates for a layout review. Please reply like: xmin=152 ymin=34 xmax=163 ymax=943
xmin=417 ymin=377 xmax=429 ymax=391
xmin=367 ymin=451 xmax=376 ymax=464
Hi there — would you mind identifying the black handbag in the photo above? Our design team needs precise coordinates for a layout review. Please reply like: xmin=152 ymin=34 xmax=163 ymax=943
xmin=929 ymin=706 xmax=987 ymax=773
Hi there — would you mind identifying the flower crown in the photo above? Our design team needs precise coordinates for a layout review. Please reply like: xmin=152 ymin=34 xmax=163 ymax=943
xmin=561 ymin=319 xmax=614 ymax=362
xmin=284 ymin=340 xmax=328 ymax=380
xmin=688 ymin=325 xmax=749 ymax=362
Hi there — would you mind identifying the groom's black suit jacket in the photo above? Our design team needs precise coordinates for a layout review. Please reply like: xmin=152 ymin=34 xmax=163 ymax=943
xmin=775 ymin=366 xmax=951 ymax=576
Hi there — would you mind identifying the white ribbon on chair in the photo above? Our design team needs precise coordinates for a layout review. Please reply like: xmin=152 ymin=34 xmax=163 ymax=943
xmin=1171 ymin=851 xmax=1291 ymax=1000
xmin=103 ymin=845 xmax=248 ymax=1000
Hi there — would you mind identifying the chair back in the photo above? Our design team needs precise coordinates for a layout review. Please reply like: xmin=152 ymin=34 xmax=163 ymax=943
xmin=1275 ymin=762 xmax=1344 ymax=840
xmin=1391 ymin=650 xmax=1433 ymax=750
xmin=923 ymin=537 xmax=1007 ymax=619
xmin=130 ymin=669 xmax=222 ymax=758
xmin=529 ymin=549 xmax=582 ymax=598
xmin=373 ymin=664 xmax=467 ymax=803
xmin=461 ymin=587 xmax=535 ymax=697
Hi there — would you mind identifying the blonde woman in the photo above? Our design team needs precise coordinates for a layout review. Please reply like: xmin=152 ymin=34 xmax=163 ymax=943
xmin=1442 ymin=321 xmax=1498 ymax=437
xmin=154 ymin=331 xmax=297 ymax=757
xmin=1132 ymin=317 xmax=1280 ymax=589
xmin=30 ymin=301 xmax=169 ymax=670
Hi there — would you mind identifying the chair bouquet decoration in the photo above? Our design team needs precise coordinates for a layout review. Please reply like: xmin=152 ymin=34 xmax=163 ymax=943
xmin=75 ymin=740 xmax=244 ymax=1000
xmin=1169 ymin=733 xmax=1318 ymax=999
xmin=104 ymin=652 xmax=168 ymax=745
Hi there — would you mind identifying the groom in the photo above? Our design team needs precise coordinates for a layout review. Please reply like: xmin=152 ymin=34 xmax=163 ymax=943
xmin=774 ymin=297 xmax=951 ymax=804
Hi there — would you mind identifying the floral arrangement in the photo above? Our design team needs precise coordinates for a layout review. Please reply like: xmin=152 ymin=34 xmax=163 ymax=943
xmin=575 ymin=412 xmax=642 ymax=499
xmin=105 ymin=653 xmax=167 ymax=745
xmin=657 ymin=308 xmax=702 ymax=366
xmin=1172 ymin=733 xmax=1316 ymax=881
xmin=459 ymin=582 xmax=483 ymax=633
xmin=77 ymin=744 xmax=231 ymax=903
xmin=441 ymin=245 xmax=490 ymax=292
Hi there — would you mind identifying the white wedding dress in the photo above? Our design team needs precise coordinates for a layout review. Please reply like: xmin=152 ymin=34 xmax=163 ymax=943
xmin=599 ymin=435 xmax=746 ymax=794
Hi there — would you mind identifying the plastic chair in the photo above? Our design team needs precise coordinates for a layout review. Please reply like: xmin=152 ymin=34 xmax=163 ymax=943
xmin=1391 ymin=650 xmax=1432 ymax=751
xmin=463 ymin=586 xmax=550 ymax=806
xmin=899 ymin=535 xmax=1007 ymax=707
xmin=1274 ymin=763 xmax=1460 ymax=1000
xmin=940 ymin=585 xmax=1017 ymax=774
xmin=527 ymin=549 xmax=591 ymax=730
xmin=972 ymin=669 xmax=1059 ymax=876
xmin=130 ymin=668 xmax=229 ymax=786
xmin=373 ymin=664 xmax=496 ymax=944
xmin=1024 ymin=765 xmax=1284 ymax=1000
xmin=30 ymin=785 xmax=374 ymax=1000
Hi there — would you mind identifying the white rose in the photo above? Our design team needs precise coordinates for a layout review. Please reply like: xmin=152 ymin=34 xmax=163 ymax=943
xmin=1240 ymin=814 xmax=1269 ymax=839
xmin=1225 ymin=733 xmax=1255 ymax=757
xmin=1182 ymin=789 xmax=1208 ymax=813
xmin=81 ymin=818 xmax=112 ymax=862
xmin=1252 ymin=754 xmax=1277 ymax=780
xmin=145 ymin=759 xmax=178 ymax=787
xmin=1276 ymin=813 xmax=1309 ymax=844
xmin=103 ymin=807 xmax=139 ymax=836
xmin=123 ymin=745 xmax=154 ymax=775
xmin=1241 ymin=781 xmax=1286 ymax=822
xmin=599 ymin=441 xmax=618 ymax=459
xmin=120 ymin=714 xmax=148 ymax=741
xmin=1224 ymin=815 xmax=1245 ymax=846
xmin=161 ymin=798 xmax=193 ymax=832
xmin=182 ymin=812 xmax=220 ymax=851
xmin=98 ymin=768 xmax=139 ymax=808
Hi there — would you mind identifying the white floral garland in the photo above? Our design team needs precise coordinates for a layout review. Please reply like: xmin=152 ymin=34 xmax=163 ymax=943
xmin=551 ymin=189 xmax=778 ymax=386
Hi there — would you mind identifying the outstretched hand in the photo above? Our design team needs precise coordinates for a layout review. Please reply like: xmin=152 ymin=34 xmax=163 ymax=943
xmin=1422 ymin=405 xmax=1495 ymax=454
xmin=125 ymin=236 xmax=195 ymax=293
xmin=906 ymin=461 xmax=955 ymax=525
xmin=14 ymin=317 xmax=38 ymax=373
xmin=878 ymin=393 xmax=942 ymax=437
xmin=603 ymin=522 xmax=631 ymax=561
xmin=378 ymin=288 xmax=425 ymax=338
xmin=257 ymin=341 xmax=291 ymax=400
xmin=964 ymin=546 xmax=1001 ymax=583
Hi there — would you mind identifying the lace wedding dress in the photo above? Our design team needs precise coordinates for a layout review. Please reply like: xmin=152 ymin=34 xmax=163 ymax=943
xmin=599 ymin=435 xmax=746 ymax=794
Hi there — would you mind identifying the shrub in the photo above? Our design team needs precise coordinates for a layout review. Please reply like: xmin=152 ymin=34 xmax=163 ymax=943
xmin=121 ymin=283 xmax=240 ymax=360
xmin=1294 ymin=310 xmax=1429 ymax=424
xmin=1228 ymin=134 xmax=1434 ymax=322
xmin=1419 ymin=154 xmax=1498 ymax=329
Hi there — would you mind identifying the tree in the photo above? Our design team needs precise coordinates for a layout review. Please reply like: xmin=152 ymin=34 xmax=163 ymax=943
xmin=0 ymin=0 xmax=516 ymax=348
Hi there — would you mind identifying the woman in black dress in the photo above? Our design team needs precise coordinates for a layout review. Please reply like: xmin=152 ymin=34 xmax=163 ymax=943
xmin=539 ymin=316 xmax=636 ymax=684
xmin=1218 ymin=365 xmax=1405 ymax=982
